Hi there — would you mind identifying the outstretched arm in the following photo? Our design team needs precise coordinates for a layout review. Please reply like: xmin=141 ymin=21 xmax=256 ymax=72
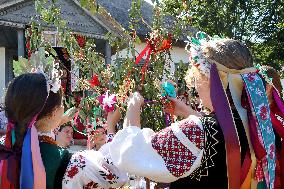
xmin=123 ymin=92 xmax=144 ymax=129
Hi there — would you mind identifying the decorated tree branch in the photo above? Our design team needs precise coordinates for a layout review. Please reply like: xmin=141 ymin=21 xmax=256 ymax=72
xmin=14 ymin=0 xmax=190 ymax=136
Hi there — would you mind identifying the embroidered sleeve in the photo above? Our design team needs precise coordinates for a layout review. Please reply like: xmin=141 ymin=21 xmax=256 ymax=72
xmin=0 ymin=135 xmax=5 ymax=145
xmin=109 ymin=115 xmax=206 ymax=183
xmin=62 ymin=150 xmax=128 ymax=189
xmin=106 ymin=133 xmax=115 ymax=143
xmin=0 ymin=111 xmax=7 ymax=130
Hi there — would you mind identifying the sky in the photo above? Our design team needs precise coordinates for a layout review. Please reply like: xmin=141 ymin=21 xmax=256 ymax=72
xmin=144 ymin=0 xmax=154 ymax=5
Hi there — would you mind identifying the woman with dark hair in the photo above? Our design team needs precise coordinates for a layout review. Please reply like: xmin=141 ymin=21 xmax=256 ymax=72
xmin=0 ymin=73 xmax=127 ymax=189
xmin=108 ymin=33 xmax=284 ymax=189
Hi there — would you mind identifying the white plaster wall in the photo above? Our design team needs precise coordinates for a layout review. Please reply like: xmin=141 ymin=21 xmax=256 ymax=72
xmin=0 ymin=47 xmax=5 ymax=103
xmin=111 ymin=42 xmax=189 ymax=78
xmin=112 ymin=42 xmax=189 ymax=64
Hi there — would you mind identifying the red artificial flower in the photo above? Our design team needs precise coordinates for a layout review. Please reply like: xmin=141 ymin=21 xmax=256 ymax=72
xmin=76 ymin=35 xmax=86 ymax=48
xmin=88 ymin=75 xmax=100 ymax=87
xmin=28 ymin=51 xmax=32 ymax=58
xmin=159 ymin=33 xmax=173 ymax=51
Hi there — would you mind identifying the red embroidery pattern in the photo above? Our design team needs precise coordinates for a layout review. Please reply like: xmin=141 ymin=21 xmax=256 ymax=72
xmin=259 ymin=105 xmax=268 ymax=120
xmin=63 ymin=154 xmax=86 ymax=184
xmin=255 ymin=160 xmax=264 ymax=182
xmin=107 ymin=133 xmax=115 ymax=143
xmin=67 ymin=166 xmax=79 ymax=179
xmin=99 ymin=165 xmax=119 ymax=185
xmin=247 ymin=73 xmax=257 ymax=82
xmin=84 ymin=181 xmax=98 ymax=189
xmin=269 ymin=144 xmax=275 ymax=159
xmin=151 ymin=120 xmax=205 ymax=177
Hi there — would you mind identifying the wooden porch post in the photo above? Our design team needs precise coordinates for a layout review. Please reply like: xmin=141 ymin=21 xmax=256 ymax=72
xmin=17 ymin=29 xmax=25 ymax=57
xmin=105 ymin=41 xmax=111 ymax=65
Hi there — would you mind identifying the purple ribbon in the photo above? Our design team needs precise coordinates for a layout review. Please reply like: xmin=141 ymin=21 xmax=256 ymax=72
xmin=144 ymin=99 xmax=157 ymax=104
xmin=273 ymin=89 xmax=284 ymax=115
xmin=210 ymin=64 xmax=241 ymax=189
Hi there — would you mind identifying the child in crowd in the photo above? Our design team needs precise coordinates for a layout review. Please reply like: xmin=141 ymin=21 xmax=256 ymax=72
xmin=55 ymin=122 xmax=74 ymax=148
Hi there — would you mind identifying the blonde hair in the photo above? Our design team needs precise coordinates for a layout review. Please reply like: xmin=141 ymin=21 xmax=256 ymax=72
xmin=185 ymin=38 xmax=253 ymax=86
xmin=204 ymin=38 xmax=253 ymax=70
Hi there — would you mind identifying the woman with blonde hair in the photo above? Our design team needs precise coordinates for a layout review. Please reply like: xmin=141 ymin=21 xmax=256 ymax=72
xmin=109 ymin=32 xmax=284 ymax=189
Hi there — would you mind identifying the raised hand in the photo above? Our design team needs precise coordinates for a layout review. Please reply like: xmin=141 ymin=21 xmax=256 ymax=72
xmin=107 ymin=108 xmax=121 ymax=133
xmin=123 ymin=92 xmax=144 ymax=128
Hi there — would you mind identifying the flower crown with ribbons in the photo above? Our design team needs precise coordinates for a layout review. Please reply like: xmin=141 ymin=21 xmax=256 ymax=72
xmin=185 ymin=31 xmax=224 ymax=77
xmin=185 ymin=31 xmax=274 ymax=87
xmin=13 ymin=47 xmax=62 ymax=94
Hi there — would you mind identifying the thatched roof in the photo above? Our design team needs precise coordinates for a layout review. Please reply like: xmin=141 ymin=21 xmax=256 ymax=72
xmin=0 ymin=0 xmax=129 ymax=40
xmin=97 ymin=0 xmax=152 ymax=37
xmin=97 ymin=0 xmax=197 ymax=42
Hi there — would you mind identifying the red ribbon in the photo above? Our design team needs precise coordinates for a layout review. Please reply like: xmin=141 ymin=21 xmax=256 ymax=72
xmin=135 ymin=42 xmax=153 ymax=83
xmin=1 ymin=121 xmax=16 ymax=189
xmin=270 ymin=89 xmax=284 ymax=188
xmin=135 ymin=34 xmax=172 ymax=84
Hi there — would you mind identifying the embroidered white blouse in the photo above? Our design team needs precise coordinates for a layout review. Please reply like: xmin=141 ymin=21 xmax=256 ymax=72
xmin=109 ymin=115 xmax=205 ymax=183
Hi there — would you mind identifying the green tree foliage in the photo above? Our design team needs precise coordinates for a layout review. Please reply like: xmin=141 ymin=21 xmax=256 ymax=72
xmin=155 ymin=0 xmax=284 ymax=76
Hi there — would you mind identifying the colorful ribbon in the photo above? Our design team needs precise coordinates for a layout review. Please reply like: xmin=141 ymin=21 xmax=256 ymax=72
xmin=271 ymin=89 xmax=284 ymax=189
xmin=1 ymin=121 xmax=17 ymax=189
xmin=20 ymin=128 xmax=34 ymax=189
xmin=135 ymin=42 xmax=153 ymax=83
xmin=210 ymin=64 xmax=241 ymax=189
xmin=242 ymin=73 xmax=276 ymax=189
xmin=20 ymin=115 xmax=46 ymax=189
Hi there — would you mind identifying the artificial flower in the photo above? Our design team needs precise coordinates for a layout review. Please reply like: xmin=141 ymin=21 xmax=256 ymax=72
xmin=88 ymin=75 xmax=100 ymax=87
xmin=159 ymin=33 xmax=172 ymax=51
xmin=98 ymin=91 xmax=117 ymax=112
xmin=76 ymin=35 xmax=86 ymax=48
xmin=161 ymin=81 xmax=177 ymax=98
xmin=50 ymin=78 xmax=61 ymax=93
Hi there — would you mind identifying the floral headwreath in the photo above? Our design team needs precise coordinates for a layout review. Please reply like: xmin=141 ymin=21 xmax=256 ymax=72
xmin=255 ymin=64 xmax=274 ymax=86
xmin=13 ymin=47 xmax=62 ymax=94
xmin=185 ymin=31 xmax=224 ymax=77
